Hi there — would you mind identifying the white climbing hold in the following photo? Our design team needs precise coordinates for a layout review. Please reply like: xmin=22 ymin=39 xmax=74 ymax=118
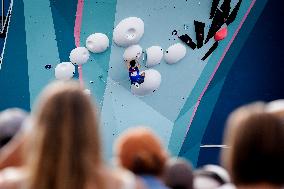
xmin=123 ymin=45 xmax=143 ymax=62
xmin=55 ymin=62 xmax=75 ymax=80
xmin=113 ymin=17 xmax=144 ymax=47
xmin=164 ymin=43 xmax=186 ymax=64
xmin=131 ymin=69 xmax=161 ymax=96
xmin=86 ymin=33 xmax=109 ymax=53
xmin=69 ymin=47 xmax=90 ymax=65
xmin=145 ymin=46 xmax=163 ymax=67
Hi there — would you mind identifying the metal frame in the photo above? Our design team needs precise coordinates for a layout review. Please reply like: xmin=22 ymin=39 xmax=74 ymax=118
xmin=0 ymin=0 xmax=13 ymax=69
xmin=0 ymin=0 xmax=12 ymax=34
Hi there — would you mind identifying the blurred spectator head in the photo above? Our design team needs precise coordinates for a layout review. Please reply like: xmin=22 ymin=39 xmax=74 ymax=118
xmin=194 ymin=164 xmax=230 ymax=189
xmin=0 ymin=108 xmax=28 ymax=148
xmin=115 ymin=127 xmax=168 ymax=176
xmin=163 ymin=158 xmax=193 ymax=189
xmin=222 ymin=103 xmax=284 ymax=186
xmin=28 ymin=81 xmax=103 ymax=189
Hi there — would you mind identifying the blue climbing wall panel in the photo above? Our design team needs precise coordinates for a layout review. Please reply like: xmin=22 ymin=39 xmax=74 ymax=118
xmin=0 ymin=0 xmax=267 ymax=165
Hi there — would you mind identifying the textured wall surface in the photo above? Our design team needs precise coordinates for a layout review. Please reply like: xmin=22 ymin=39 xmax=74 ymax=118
xmin=0 ymin=0 xmax=268 ymax=165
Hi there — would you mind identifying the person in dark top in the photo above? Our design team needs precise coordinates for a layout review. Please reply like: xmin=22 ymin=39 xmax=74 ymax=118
xmin=115 ymin=127 xmax=169 ymax=189
xmin=0 ymin=108 xmax=28 ymax=149
xmin=127 ymin=59 xmax=145 ymax=88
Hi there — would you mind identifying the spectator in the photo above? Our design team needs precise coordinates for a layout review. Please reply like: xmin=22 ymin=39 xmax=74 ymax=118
xmin=0 ymin=81 xmax=142 ymax=189
xmin=163 ymin=158 xmax=193 ymax=189
xmin=194 ymin=165 xmax=231 ymax=189
xmin=115 ymin=127 xmax=169 ymax=189
xmin=0 ymin=109 xmax=29 ymax=170
xmin=0 ymin=108 xmax=28 ymax=149
xmin=0 ymin=109 xmax=28 ymax=189
xmin=222 ymin=103 xmax=284 ymax=189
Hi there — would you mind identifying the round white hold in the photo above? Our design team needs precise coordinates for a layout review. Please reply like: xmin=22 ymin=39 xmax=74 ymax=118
xmin=123 ymin=45 xmax=143 ymax=62
xmin=69 ymin=47 xmax=90 ymax=65
xmin=164 ymin=43 xmax=186 ymax=64
xmin=113 ymin=17 xmax=144 ymax=47
xmin=145 ymin=46 xmax=163 ymax=67
xmin=86 ymin=33 xmax=109 ymax=53
xmin=55 ymin=62 xmax=75 ymax=80
xmin=131 ymin=69 xmax=161 ymax=96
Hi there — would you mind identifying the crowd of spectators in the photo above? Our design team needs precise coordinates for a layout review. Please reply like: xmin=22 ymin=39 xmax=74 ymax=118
xmin=0 ymin=81 xmax=283 ymax=189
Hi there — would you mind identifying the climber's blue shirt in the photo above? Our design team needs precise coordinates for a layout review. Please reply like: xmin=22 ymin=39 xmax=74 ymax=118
xmin=129 ymin=66 xmax=144 ymax=84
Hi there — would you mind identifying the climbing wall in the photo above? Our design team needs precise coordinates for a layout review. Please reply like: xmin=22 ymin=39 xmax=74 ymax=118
xmin=0 ymin=0 xmax=265 ymax=165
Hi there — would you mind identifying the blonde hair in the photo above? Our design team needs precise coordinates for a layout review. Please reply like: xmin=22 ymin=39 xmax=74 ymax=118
xmin=27 ymin=81 xmax=104 ymax=189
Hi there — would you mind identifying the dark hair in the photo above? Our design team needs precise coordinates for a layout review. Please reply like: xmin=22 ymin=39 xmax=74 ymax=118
xmin=132 ymin=152 xmax=164 ymax=175
xmin=163 ymin=158 xmax=193 ymax=189
xmin=0 ymin=136 xmax=13 ymax=148
xmin=222 ymin=104 xmax=284 ymax=186
xmin=0 ymin=108 xmax=28 ymax=148
xmin=130 ymin=60 xmax=136 ymax=67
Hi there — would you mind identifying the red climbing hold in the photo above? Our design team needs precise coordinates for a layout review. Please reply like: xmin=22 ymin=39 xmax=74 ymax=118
xmin=214 ymin=27 xmax=228 ymax=41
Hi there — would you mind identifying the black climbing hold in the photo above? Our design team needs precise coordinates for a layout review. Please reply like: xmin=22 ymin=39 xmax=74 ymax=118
xmin=205 ymin=9 xmax=226 ymax=44
xmin=172 ymin=30 xmax=178 ymax=35
xmin=45 ymin=64 xmax=52 ymax=69
xmin=220 ymin=0 xmax=232 ymax=20
xmin=202 ymin=41 xmax=219 ymax=61
xmin=179 ymin=34 xmax=197 ymax=50
xmin=194 ymin=20 xmax=206 ymax=49
xmin=226 ymin=0 xmax=243 ymax=26
xmin=210 ymin=0 xmax=221 ymax=19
